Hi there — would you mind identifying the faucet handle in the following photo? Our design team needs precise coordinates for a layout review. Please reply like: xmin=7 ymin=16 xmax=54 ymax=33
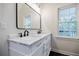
xmin=18 ymin=33 xmax=22 ymax=37
xmin=27 ymin=30 xmax=29 ymax=36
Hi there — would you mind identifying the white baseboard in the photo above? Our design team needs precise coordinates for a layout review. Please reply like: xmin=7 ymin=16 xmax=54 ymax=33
xmin=51 ymin=48 xmax=79 ymax=56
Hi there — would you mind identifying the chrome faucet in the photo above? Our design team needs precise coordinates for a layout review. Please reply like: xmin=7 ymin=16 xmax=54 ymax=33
xmin=24 ymin=30 xmax=29 ymax=36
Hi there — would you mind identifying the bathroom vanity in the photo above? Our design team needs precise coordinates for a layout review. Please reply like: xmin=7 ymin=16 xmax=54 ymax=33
xmin=8 ymin=33 xmax=52 ymax=56
xmin=11 ymin=3 xmax=52 ymax=56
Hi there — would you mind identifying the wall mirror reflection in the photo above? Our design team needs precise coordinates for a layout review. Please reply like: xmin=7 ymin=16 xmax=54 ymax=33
xmin=16 ymin=3 xmax=41 ymax=30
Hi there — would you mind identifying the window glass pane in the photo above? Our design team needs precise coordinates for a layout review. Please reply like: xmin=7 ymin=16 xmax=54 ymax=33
xmin=70 ymin=8 xmax=76 ymax=14
xmin=59 ymin=17 xmax=65 ymax=22
xmin=24 ymin=16 xmax=31 ymax=28
xmin=71 ymin=17 xmax=76 ymax=22
xmin=58 ymin=7 xmax=77 ymax=37
xmin=69 ymin=22 xmax=76 ymax=31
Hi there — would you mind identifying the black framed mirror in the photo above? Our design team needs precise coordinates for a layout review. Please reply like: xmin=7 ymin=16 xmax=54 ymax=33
xmin=16 ymin=3 xmax=41 ymax=30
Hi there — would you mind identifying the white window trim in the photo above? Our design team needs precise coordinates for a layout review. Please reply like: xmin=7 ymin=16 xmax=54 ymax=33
xmin=55 ymin=36 xmax=79 ymax=40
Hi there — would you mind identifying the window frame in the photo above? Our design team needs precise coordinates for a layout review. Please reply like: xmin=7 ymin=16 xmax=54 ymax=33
xmin=58 ymin=4 xmax=78 ymax=37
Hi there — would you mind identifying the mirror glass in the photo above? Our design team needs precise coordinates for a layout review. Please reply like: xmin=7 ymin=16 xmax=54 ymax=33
xmin=16 ymin=3 xmax=41 ymax=30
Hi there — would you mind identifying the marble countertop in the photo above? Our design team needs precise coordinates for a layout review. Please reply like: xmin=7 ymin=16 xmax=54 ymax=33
xmin=8 ymin=33 xmax=51 ymax=46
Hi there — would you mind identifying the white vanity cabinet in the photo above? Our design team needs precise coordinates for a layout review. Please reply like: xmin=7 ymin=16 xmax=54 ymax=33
xmin=8 ymin=33 xmax=52 ymax=56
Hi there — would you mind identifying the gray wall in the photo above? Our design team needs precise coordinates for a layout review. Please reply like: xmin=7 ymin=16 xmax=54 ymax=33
xmin=0 ymin=3 xmax=22 ymax=56
xmin=40 ymin=3 xmax=79 ymax=55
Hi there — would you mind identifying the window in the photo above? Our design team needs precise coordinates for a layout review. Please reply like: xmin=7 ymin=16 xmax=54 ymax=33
xmin=58 ymin=6 xmax=77 ymax=37
xmin=24 ymin=16 xmax=31 ymax=29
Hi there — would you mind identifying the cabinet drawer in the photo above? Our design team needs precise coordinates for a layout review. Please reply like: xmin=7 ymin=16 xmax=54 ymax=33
xmin=9 ymin=41 xmax=31 ymax=55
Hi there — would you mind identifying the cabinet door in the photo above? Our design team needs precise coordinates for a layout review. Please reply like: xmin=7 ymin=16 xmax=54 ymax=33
xmin=46 ymin=39 xmax=51 ymax=56
xmin=9 ymin=49 xmax=24 ymax=56
xmin=31 ymin=44 xmax=44 ymax=56
xmin=43 ymin=35 xmax=51 ymax=56
xmin=9 ymin=41 xmax=31 ymax=55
